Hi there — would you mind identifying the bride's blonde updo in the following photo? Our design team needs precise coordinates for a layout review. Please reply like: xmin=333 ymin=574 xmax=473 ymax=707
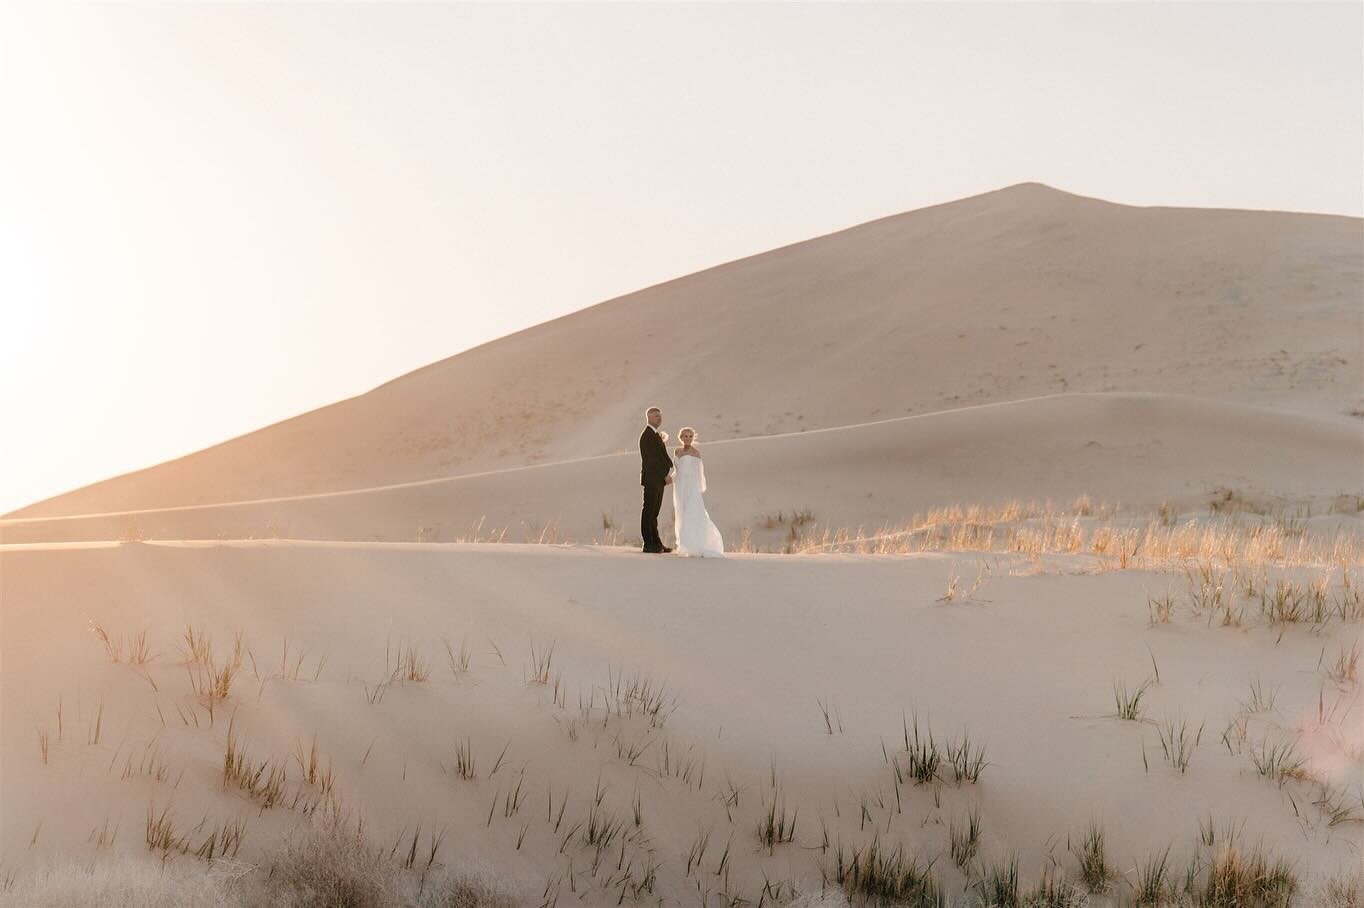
xmin=679 ymin=427 xmax=698 ymax=445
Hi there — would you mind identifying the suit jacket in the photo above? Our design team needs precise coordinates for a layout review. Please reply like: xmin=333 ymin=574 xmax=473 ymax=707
xmin=639 ymin=426 xmax=673 ymax=487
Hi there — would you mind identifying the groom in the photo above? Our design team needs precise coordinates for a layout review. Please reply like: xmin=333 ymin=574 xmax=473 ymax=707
xmin=639 ymin=406 xmax=673 ymax=554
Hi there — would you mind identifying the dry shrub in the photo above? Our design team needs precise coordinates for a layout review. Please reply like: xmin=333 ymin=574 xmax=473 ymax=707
xmin=264 ymin=806 xmax=515 ymax=908
xmin=776 ymin=499 xmax=1362 ymax=571
xmin=267 ymin=807 xmax=397 ymax=907
xmin=412 ymin=868 xmax=517 ymax=908
xmin=0 ymin=857 xmax=252 ymax=907
xmin=0 ymin=826 xmax=515 ymax=908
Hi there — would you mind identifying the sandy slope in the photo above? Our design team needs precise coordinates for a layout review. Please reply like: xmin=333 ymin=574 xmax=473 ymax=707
xmin=3 ymin=393 xmax=1359 ymax=549
xmin=10 ymin=182 xmax=1361 ymax=518
xmin=1 ymin=539 xmax=1359 ymax=904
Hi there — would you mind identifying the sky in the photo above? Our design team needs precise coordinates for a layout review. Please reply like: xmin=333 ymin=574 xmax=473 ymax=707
xmin=2 ymin=1 xmax=1361 ymax=516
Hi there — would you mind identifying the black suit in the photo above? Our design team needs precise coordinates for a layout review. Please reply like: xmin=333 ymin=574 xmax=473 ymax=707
xmin=639 ymin=426 xmax=673 ymax=551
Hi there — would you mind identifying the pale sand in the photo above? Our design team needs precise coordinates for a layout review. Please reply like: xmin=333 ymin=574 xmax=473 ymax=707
xmin=1 ymin=539 xmax=1360 ymax=903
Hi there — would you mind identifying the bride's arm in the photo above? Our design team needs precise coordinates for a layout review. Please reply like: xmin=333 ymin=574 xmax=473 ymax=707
xmin=698 ymin=458 xmax=707 ymax=493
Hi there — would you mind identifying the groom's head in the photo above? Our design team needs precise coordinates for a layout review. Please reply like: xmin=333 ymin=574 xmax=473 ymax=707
xmin=645 ymin=406 xmax=662 ymax=428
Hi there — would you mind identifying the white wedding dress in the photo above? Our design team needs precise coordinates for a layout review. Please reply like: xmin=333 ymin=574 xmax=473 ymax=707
xmin=671 ymin=453 xmax=725 ymax=557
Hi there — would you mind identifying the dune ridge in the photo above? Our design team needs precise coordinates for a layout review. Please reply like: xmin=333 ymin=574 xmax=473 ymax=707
xmin=3 ymin=392 xmax=1359 ymax=548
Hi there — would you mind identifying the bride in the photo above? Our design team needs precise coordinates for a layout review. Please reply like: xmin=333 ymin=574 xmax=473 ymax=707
xmin=671 ymin=427 xmax=725 ymax=557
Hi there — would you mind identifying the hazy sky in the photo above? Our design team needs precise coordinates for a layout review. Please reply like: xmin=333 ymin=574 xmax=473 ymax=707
xmin=2 ymin=2 xmax=1360 ymax=515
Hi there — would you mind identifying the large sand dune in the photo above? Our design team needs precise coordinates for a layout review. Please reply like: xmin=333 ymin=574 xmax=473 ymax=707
xmin=3 ymin=392 xmax=1360 ymax=548
xmin=9 ymin=182 xmax=1361 ymax=519
xmin=2 ymin=539 xmax=1360 ymax=904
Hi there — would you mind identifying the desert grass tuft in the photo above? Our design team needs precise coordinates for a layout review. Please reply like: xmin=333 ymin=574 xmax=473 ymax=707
xmin=1147 ymin=593 xmax=1177 ymax=624
xmin=186 ymin=631 xmax=244 ymax=702
xmin=179 ymin=625 xmax=214 ymax=664
xmin=527 ymin=639 xmax=556 ymax=686
xmin=292 ymin=732 xmax=335 ymax=797
xmin=1244 ymin=677 xmax=1279 ymax=713
xmin=583 ymin=802 xmax=625 ymax=851
xmin=1070 ymin=820 xmax=1112 ymax=893
xmin=900 ymin=712 xmax=941 ymax=785
xmin=144 ymin=802 xmax=246 ymax=860
xmin=451 ymin=738 xmax=476 ymax=780
xmin=363 ymin=669 xmax=398 ymax=705
xmin=829 ymin=835 xmax=942 ymax=907
xmin=974 ymin=853 xmax=1019 ymax=907
xmin=756 ymin=793 xmax=797 ymax=854
xmin=119 ymin=740 xmax=175 ymax=785
xmin=1201 ymin=844 xmax=1297 ymax=907
xmin=1025 ymin=863 xmax=1086 ymax=907
xmin=90 ymin=624 xmax=152 ymax=665
xmin=1132 ymin=845 xmax=1172 ymax=905
xmin=944 ymin=731 xmax=988 ymax=783
xmin=443 ymin=636 xmax=472 ymax=676
xmin=1327 ymin=641 xmax=1360 ymax=685
xmin=1156 ymin=716 xmax=1202 ymax=773
xmin=949 ymin=807 xmax=981 ymax=871
xmin=91 ymin=624 xmax=123 ymax=662
xmin=1315 ymin=780 xmax=1364 ymax=827
xmin=222 ymin=713 xmax=288 ymax=809
xmin=390 ymin=641 xmax=430 ymax=683
xmin=684 ymin=827 xmax=711 ymax=877
xmin=1113 ymin=678 xmax=1152 ymax=721
xmin=1249 ymin=738 xmax=1308 ymax=786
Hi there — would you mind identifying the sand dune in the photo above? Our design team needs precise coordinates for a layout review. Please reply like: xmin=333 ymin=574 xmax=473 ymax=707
xmin=10 ymin=182 xmax=1361 ymax=519
xmin=2 ymin=538 xmax=1360 ymax=904
xmin=3 ymin=184 xmax=1362 ymax=905
xmin=4 ymin=392 xmax=1359 ymax=548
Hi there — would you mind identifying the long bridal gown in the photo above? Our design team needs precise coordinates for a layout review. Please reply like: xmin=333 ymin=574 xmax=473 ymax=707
xmin=671 ymin=453 xmax=725 ymax=557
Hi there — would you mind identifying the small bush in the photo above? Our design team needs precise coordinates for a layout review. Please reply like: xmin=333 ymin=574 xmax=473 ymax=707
xmin=267 ymin=807 xmax=398 ymax=907
xmin=0 ymin=857 xmax=252 ymax=907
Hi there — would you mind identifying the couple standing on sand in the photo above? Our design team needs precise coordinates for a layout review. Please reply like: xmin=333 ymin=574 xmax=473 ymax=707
xmin=638 ymin=407 xmax=725 ymax=557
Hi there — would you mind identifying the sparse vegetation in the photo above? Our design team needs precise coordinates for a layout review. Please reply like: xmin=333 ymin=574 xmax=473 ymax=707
xmin=1114 ymin=677 xmax=1152 ymax=721
xmin=1249 ymin=738 xmax=1308 ymax=785
xmin=443 ymin=636 xmax=472 ymax=676
xmin=1326 ymin=641 xmax=1360 ymax=685
xmin=527 ymin=639 xmax=555 ymax=686
xmin=1156 ymin=715 xmax=1202 ymax=773
xmin=829 ymin=835 xmax=942 ymax=907
xmin=1071 ymin=820 xmax=1112 ymax=893
xmin=391 ymin=640 xmax=430 ymax=683
xmin=735 ymin=500 xmax=1362 ymax=571
xmin=1201 ymin=844 xmax=1297 ymax=907
xmin=974 ymin=853 xmax=1019 ymax=907
xmin=949 ymin=807 xmax=981 ymax=870
xmin=90 ymin=624 xmax=152 ymax=665
xmin=756 ymin=791 xmax=797 ymax=853
xmin=944 ymin=730 xmax=988 ymax=783
xmin=896 ymin=712 xmax=942 ymax=785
